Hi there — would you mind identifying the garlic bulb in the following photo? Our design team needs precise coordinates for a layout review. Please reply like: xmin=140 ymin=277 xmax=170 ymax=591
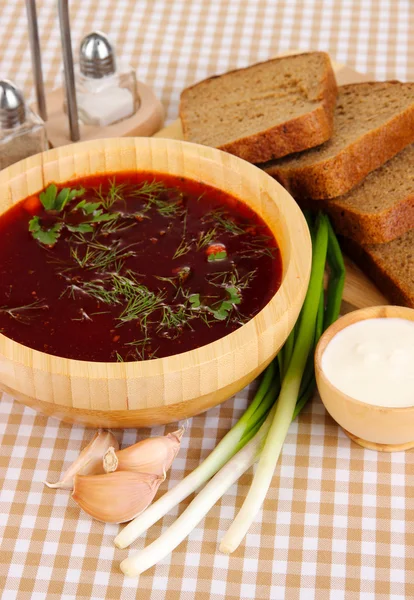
xmin=103 ymin=428 xmax=184 ymax=477
xmin=72 ymin=470 xmax=164 ymax=523
xmin=44 ymin=430 xmax=119 ymax=490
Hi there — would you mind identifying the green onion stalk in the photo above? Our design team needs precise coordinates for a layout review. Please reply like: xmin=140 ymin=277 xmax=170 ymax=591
xmin=116 ymin=213 xmax=346 ymax=576
xmin=115 ymin=362 xmax=279 ymax=550
xmin=219 ymin=214 xmax=329 ymax=553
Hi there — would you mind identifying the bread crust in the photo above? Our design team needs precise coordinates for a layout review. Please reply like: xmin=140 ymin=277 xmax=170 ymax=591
xmin=265 ymin=82 xmax=414 ymax=199
xmin=342 ymin=237 xmax=414 ymax=308
xmin=313 ymin=194 xmax=414 ymax=244
xmin=180 ymin=52 xmax=337 ymax=163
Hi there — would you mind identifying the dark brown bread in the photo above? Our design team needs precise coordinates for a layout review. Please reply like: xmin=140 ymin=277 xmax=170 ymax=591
xmin=307 ymin=145 xmax=414 ymax=244
xmin=263 ymin=82 xmax=414 ymax=199
xmin=179 ymin=52 xmax=337 ymax=163
xmin=342 ymin=230 xmax=414 ymax=308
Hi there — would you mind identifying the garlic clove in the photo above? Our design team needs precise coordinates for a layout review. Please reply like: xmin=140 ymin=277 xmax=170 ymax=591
xmin=72 ymin=470 xmax=164 ymax=523
xmin=103 ymin=428 xmax=184 ymax=477
xmin=44 ymin=430 xmax=119 ymax=490
xmin=103 ymin=446 xmax=118 ymax=473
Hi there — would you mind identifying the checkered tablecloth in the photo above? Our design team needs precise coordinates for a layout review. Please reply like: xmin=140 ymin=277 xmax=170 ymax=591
xmin=1 ymin=2 xmax=414 ymax=599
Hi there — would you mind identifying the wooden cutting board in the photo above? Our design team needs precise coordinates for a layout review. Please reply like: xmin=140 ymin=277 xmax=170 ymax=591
xmin=153 ymin=54 xmax=389 ymax=311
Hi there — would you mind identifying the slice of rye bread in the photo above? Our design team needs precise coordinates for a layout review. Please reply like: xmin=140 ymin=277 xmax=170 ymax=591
xmin=263 ymin=82 xmax=414 ymax=199
xmin=305 ymin=145 xmax=414 ymax=244
xmin=179 ymin=52 xmax=337 ymax=163
xmin=342 ymin=230 xmax=414 ymax=308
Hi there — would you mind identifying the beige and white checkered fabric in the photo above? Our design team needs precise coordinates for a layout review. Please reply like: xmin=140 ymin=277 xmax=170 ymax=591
xmin=1 ymin=2 xmax=414 ymax=599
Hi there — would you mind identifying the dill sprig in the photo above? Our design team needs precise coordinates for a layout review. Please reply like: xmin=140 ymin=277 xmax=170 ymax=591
xmin=66 ymin=281 xmax=119 ymax=304
xmin=61 ymin=271 xmax=167 ymax=332
xmin=131 ymin=180 xmax=169 ymax=201
xmin=207 ymin=267 xmax=258 ymax=290
xmin=199 ymin=312 xmax=214 ymax=328
xmin=100 ymin=217 xmax=137 ymax=236
xmin=116 ymin=285 xmax=166 ymax=328
xmin=0 ymin=299 xmax=48 ymax=323
xmin=111 ymin=272 xmax=146 ymax=301
xmin=173 ymin=238 xmax=192 ymax=259
xmin=205 ymin=209 xmax=246 ymax=235
xmin=69 ymin=242 xmax=136 ymax=272
xmin=124 ymin=337 xmax=159 ymax=361
xmin=155 ymin=275 xmax=178 ymax=288
xmin=196 ymin=227 xmax=218 ymax=250
xmin=173 ymin=207 xmax=191 ymax=259
xmin=237 ymin=245 xmax=276 ymax=259
xmin=146 ymin=194 xmax=184 ymax=218
xmin=158 ymin=304 xmax=194 ymax=332
xmin=95 ymin=179 xmax=127 ymax=210
xmin=156 ymin=200 xmax=184 ymax=218
xmin=155 ymin=268 xmax=190 ymax=301
xmin=237 ymin=234 xmax=277 ymax=259
xmin=71 ymin=308 xmax=94 ymax=322
xmin=130 ymin=180 xmax=186 ymax=218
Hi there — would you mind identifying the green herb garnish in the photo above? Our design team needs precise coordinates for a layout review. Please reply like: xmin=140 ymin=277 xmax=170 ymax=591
xmin=196 ymin=228 xmax=218 ymax=250
xmin=207 ymin=250 xmax=227 ymax=262
xmin=66 ymin=223 xmax=94 ymax=234
xmin=39 ymin=184 xmax=85 ymax=212
xmin=173 ymin=239 xmax=192 ymax=259
xmin=207 ymin=267 xmax=257 ymax=290
xmin=68 ymin=242 xmax=136 ymax=273
xmin=188 ymin=293 xmax=201 ymax=309
xmin=73 ymin=199 xmax=119 ymax=225
xmin=124 ymin=337 xmax=160 ymax=361
xmin=95 ymin=180 xmax=127 ymax=210
xmin=30 ymin=183 xmax=118 ymax=246
xmin=173 ymin=207 xmax=191 ymax=259
xmin=29 ymin=216 xmax=63 ymax=246
xmin=74 ymin=200 xmax=101 ymax=214
xmin=206 ymin=209 xmax=245 ymax=235
xmin=210 ymin=286 xmax=241 ymax=320
xmin=238 ymin=236 xmax=276 ymax=259
xmin=116 ymin=284 xmax=166 ymax=328
xmin=0 ymin=299 xmax=48 ymax=323
xmin=158 ymin=304 xmax=193 ymax=332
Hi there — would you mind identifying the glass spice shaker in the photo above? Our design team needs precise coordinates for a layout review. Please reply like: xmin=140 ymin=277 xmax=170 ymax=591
xmin=69 ymin=31 xmax=140 ymax=127
xmin=0 ymin=80 xmax=48 ymax=171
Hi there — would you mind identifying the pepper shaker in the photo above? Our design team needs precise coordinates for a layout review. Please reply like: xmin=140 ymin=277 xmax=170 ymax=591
xmin=65 ymin=32 xmax=140 ymax=127
xmin=0 ymin=80 xmax=48 ymax=170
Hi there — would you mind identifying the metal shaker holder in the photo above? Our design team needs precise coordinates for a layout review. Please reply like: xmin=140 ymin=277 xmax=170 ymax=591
xmin=25 ymin=0 xmax=164 ymax=147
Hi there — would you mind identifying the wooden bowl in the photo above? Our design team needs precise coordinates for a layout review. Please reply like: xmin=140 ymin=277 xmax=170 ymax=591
xmin=0 ymin=138 xmax=311 ymax=428
xmin=315 ymin=305 xmax=414 ymax=452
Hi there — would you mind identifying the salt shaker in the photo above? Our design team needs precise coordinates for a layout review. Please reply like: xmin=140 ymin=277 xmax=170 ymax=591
xmin=0 ymin=80 xmax=48 ymax=170
xmin=69 ymin=31 xmax=140 ymax=127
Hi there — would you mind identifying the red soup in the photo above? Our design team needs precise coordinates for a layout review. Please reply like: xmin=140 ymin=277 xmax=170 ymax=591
xmin=0 ymin=172 xmax=282 ymax=362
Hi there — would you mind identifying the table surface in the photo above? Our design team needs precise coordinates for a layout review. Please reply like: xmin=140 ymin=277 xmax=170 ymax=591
xmin=1 ymin=2 xmax=414 ymax=600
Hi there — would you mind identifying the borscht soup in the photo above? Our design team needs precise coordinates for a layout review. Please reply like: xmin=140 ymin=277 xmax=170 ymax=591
xmin=0 ymin=173 xmax=282 ymax=362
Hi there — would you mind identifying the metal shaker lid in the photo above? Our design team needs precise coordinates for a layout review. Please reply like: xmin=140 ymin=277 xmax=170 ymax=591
xmin=79 ymin=31 xmax=116 ymax=78
xmin=0 ymin=80 xmax=26 ymax=129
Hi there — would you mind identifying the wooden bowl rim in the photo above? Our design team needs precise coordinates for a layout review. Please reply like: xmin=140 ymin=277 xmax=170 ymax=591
xmin=0 ymin=137 xmax=312 ymax=378
xmin=315 ymin=304 xmax=414 ymax=413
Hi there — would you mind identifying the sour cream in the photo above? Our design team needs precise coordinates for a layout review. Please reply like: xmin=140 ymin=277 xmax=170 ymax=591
xmin=321 ymin=318 xmax=414 ymax=408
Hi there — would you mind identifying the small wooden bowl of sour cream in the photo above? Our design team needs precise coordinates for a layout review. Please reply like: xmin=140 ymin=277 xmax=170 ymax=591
xmin=315 ymin=305 xmax=414 ymax=452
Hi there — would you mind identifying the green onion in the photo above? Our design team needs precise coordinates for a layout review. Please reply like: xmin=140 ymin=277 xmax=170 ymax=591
xmin=115 ymin=212 xmax=346 ymax=574
xmin=293 ymin=216 xmax=345 ymax=420
xmin=114 ymin=362 xmax=278 ymax=550
xmin=120 ymin=409 xmax=275 ymax=577
xmin=219 ymin=213 xmax=329 ymax=553
xmin=324 ymin=217 xmax=346 ymax=329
